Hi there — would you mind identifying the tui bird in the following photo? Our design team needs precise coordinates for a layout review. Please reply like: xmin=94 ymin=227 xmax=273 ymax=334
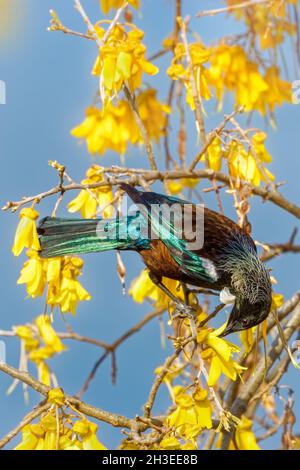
xmin=37 ymin=183 xmax=272 ymax=336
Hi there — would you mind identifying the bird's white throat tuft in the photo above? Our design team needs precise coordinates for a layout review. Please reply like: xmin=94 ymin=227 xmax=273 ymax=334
xmin=220 ymin=287 xmax=236 ymax=305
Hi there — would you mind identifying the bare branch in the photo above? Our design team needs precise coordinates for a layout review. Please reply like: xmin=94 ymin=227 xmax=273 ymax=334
xmin=78 ymin=308 xmax=165 ymax=397
xmin=0 ymin=362 xmax=133 ymax=429
xmin=3 ymin=167 xmax=300 ymax=218
xmin=197 ymin=0 xmax=271 ymax=18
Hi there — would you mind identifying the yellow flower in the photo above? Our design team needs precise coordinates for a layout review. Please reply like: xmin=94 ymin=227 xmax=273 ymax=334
xmin=166 ymin=178 xmax=199 ymax=196
xmin=17 ymin=253 xmax=90 ymax=315
xmin=48 ymin=387 xmax=65 ymax=406
xmin=207 ymin=137 xmax=223 ymax=171
xmin=47 ymin=257 xmax=91 ymax=314
xmin=235 ymin=416 xmax=260 ymax=450
xmin=14 ymin=316 xmax=66 ymax=386
xmin=155 ymin=361 xmax=183 ymax=384
xmin=15 ymin=409 xmax=106 ymax=451
xmin=14 ymin=325 xmax=39 ymax=351
xmin=72 ymin=91 xmax=169 ymax=156
xmin=198 ymin=324 xmax=247 ymax=386
xmin=17 ymin=250 xmax=46 ymax=298
xmin=159 ymin=435 xmax=181 ymax=450
xmin=68 ymin=165 xmax=114 ymax=219
xmin=136 ymin=89 xmax=170 ymax=142
xmin=17 ymin=252 xmax=90 ymax=315
xmin=252 ymin=132 xmax=272 ymax=163
xmin=259 ymin=66 xmax=292 ymax=114
xmin=240 ymin=328 xmax=255 ymax=353
xmin=15 ymin=425 xmax=41 ymax=450
xmin=39 ymin=413 xmax=60 ymax=450
xmin=129 ymin=269 xmax=183 ymax=309
xmin=71 ymin=104 xmax=137 ymax=155
xmin=17 ymin=249 xmax=90 ymax=316
xmin=166 ymin=386 xmax=212 ymax=439
xmin=38 ymin=361 xmax=52 ymax=386
xmin=12 ymin=208 xmax=40 ymax=256
xmin=272 ymin=292 xmax=284 ymax=309
xmin=68 ymin=190 xmax=98 ymax=219
xmin=92 ymin=25 xmax=158 ymax=101
xmin=100 ymin=0 xmax=139 ymax=14
xmin=35 ymin=315 xmax=65 ymax=353
xmin=226 ymin=138 xmax=274 ymax=187
xmin=167 ymin=42 xmax=211 ymax=110
xmin=72 ymin=419 xmax=107 ymax=450
xmin=226 ymin=0 xmax=297 ymax=50
xmin=168 ymin=39 xmax=291 ymax=116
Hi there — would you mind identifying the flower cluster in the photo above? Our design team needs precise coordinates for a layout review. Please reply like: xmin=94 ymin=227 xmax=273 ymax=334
xmin=71 ymin=89 xmax=169 ymax=156
xmin=15 ymin=388 xmax=106 ymax=450
xmin=129 ymin=269 xmax=184 ymax=310
xmin=68 ymin=165 xmax=114 ymax=218
xmin=227 ymin=0 xmax=297 ymax=50
xmin=18 ymin=251 xmax=91 ymax=314
xmin=15 ymin=316 xmax=66 ymax=385
xmin=12 ymin=206 xmax=91 ymax=314
xmin=197 ymin=323 xmax=247 ymax=387
xmin=167 ymin=42 xmax=291 ymax=116
xmin=167 ymin=42 xmax=211 ymax=111
xmin=206 ymin=131 xmax=274 ymax=186
xmin=92 ymin=24 xmax=158 ymax=102
xmin=165 ymin=386 xmax=212 ymax=446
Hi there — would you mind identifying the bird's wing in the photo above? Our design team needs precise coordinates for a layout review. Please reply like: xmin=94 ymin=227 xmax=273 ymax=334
xmin=120 ymin=184 xmax=218 ymax=283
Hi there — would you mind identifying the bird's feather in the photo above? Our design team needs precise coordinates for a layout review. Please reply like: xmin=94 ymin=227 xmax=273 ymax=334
xmin=38 ymin=215 xmax=150 ymax=258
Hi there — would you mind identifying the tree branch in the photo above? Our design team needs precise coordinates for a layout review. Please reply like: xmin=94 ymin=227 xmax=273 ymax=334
xmin=0 ymin=362 xmax=133 ymax=429
xmin=3 ymin=167 xmax=300 ymax=218
xmin=197 ymin=0 xmax=271 ymax=18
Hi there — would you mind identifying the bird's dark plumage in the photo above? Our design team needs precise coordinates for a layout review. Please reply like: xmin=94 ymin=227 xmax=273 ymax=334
xmin=38 ymin=184 xmax=272 ymax=335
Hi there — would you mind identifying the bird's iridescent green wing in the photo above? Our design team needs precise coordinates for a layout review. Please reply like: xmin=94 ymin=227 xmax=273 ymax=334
xmin=121 ymin=185 xmax=218 ymax=283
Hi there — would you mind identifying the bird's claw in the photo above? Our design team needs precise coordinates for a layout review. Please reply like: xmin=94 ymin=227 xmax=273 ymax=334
xmin=172 ymin=303 xmax=196 ymax=321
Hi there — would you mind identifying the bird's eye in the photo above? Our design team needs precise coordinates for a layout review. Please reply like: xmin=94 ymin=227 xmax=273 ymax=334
xmin=242 ymin=319 xmax=248 ymax=325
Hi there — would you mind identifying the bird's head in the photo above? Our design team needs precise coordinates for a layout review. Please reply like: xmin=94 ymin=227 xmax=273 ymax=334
xmin=219 ymin=253 xmax=272 ymax=337
xmin=221 ymin=295 xmax=272 ymax=337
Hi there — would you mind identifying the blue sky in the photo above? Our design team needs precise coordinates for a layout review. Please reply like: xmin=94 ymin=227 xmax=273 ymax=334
xmin=0 ymin=0 xmax=299 ymax=450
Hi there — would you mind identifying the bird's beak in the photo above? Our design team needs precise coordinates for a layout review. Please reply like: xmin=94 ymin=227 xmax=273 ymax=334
xmin=219 ymin=303 xmax=239 ymax=337
xmin=220 ymin=321 xmax=235 ymax=337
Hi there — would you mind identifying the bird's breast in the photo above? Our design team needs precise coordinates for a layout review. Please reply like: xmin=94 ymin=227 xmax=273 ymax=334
xmin=139 ymin=240 xmax=182 ymax=281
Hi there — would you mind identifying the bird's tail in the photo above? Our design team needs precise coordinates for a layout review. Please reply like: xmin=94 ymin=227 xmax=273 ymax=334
xmin=38 ymin=215 xmax=147 ymax=258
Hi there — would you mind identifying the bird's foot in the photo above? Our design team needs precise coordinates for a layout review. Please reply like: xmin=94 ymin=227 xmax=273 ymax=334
xmin=172 ymin=302 xmax=196 ymax=321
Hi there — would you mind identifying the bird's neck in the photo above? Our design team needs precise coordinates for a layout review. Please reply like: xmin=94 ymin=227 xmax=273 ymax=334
xmin=218 ymin=245 xmax=271 ymax=305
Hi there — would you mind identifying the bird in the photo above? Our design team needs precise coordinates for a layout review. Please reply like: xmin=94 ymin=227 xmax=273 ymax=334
xmin=37 ymin=183 xmax=272 ymax=336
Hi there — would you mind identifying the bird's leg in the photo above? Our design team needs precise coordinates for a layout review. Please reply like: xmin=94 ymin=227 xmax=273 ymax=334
xmin=148 ymin=272 xmax=195 ymax=318
xmin=181 ymin=283 xmax=197 ymax=319
xmin=188 ymin=288 xmax=219 ymax=297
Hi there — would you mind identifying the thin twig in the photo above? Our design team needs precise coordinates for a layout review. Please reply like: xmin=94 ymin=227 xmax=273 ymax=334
xmin=197 ymin=0 xmax=271 ymax=18
xmin=78 ymin=308 xmax=164 ymax=397
xmin=180 ymin=17 xmax=207 ymax=153
xmin=189 ymin=107 xmax=243 ymax=171
xmin=123 ymin=85 xmax=158 ymax=170
xmin=144 ymin=335 xmax=194 ymax=418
